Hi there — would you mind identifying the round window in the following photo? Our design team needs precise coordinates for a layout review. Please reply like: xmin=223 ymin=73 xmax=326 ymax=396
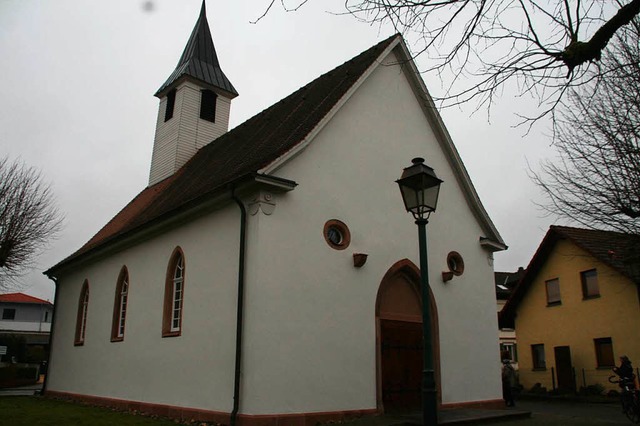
xmin=327 ymin=227 xmax=343 ymax=246
xmin=447 ymin=251 xmax=465 ymax=276
xmin=323 ymin=220 xmax=351 ymax=250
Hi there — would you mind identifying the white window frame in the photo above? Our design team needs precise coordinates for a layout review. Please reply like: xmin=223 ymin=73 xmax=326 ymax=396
xmin=117 ymin=276 xmax=129 ymax=338
xmin=170 ymin=255 xmax=184 ymax=332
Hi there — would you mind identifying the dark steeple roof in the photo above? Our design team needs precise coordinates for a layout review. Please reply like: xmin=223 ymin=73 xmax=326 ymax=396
xmin=155 ymin=1 xmax=238 ymax=97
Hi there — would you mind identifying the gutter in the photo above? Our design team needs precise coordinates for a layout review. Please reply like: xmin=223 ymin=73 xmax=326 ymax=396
xmin=226 ymin=175 xmax=295 ymax=424
xmin=479 ymin=237 xmax=508 ymax=252
xmin=230 ymin=188 xmax=247 ymax=426
xmin=42 ymin=273 xmax=59 ymax=395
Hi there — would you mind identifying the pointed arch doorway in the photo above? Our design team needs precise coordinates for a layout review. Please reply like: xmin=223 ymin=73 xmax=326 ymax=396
xmin=376 ymin=259 xmax=441 ymax=413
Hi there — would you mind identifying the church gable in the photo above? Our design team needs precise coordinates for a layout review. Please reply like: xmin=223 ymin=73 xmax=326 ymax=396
xmin=261 ymin=44 xmax=504 ymax=250
xmin=235 ymin=46 xmax=506 ymax=411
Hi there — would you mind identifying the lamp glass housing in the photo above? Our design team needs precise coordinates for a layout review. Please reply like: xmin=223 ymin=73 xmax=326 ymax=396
xmin=397 ymin=157 xmax=442 ymax=220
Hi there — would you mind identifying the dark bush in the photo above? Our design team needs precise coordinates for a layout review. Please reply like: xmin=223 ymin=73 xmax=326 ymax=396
xmin=529 ymin=383 xmax=547 ymax=394
xmin=26 ymin=345 xmax=46 ymax=363
xmin=16 ymin=367 xmax=37 ymax=379
xmin=0 ymin=365 xmax=38 ymax=388
xmin=0 ymin=366 xmax=17 ymax=380
xmin=578 ymin=383 xmax=605 ymax=396
xmin=0 ymin=334 xmax=27 ymax=362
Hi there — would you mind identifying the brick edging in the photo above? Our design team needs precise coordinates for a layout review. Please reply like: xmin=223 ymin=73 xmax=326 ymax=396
xmin=46 ymin=391 xmax=230 ymax=424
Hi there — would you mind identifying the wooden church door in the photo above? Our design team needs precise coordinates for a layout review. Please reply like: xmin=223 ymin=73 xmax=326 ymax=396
xmin=376 ymin=260 xmax=440 ymax=413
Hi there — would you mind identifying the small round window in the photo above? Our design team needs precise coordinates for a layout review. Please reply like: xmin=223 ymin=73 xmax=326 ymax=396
xmin=323 ymin=220 xmax=351 ymax=250
xmin=447 ymin=251 xmax=465 ymax=276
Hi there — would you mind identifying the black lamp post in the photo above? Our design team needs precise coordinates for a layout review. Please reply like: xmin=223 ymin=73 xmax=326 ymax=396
xmin=396 ymin=157 xmax=443 ymax=426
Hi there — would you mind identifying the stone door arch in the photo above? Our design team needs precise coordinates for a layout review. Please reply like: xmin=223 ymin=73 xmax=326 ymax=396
xmin=375 ymin=259 xmax=441 ymax=413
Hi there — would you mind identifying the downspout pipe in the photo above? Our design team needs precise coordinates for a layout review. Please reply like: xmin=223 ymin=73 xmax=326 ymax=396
xmin=230 ymin=189 xmax=247 ymax=426
xmin=42 ymin=273 xmax=59 ymax=395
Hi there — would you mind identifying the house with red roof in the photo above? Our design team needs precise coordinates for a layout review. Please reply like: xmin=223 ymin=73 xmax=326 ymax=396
xmin=43 ymin=2 xmax=507 ymax=424
xmin=500 ymin=226 xmax=640 ymax=393
xmin=0 ymin=292 xmax=53 ymax=349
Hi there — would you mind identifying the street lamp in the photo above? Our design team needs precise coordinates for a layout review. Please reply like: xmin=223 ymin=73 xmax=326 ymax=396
xmin=396 ymin=157 xmax=443 ymax=426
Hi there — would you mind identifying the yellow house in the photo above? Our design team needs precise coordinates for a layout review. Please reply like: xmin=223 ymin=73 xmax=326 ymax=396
xmin=500 ymin=226 xmax=640 ymax=393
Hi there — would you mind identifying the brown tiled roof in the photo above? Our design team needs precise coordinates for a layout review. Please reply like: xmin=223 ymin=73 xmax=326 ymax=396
xmin=0 ymin=292 xmax=52 ymax=305
xmin=500 ymin=226 xmax=640 ymax=322
xmin=79 ymin=173 xmax=179 ymax=254
xmin=47 ymin=34 xmax=399 ymax=274
xmin=553 ymin=226 xmax=640 ymax=280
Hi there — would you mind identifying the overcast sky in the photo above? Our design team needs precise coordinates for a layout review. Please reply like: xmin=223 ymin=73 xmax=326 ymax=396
xmin=0 ymin=0 xmax=558 ymax=301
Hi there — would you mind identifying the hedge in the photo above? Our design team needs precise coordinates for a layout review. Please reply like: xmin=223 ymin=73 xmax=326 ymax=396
xmin=0 ymin=365 xmax=38 ymax=388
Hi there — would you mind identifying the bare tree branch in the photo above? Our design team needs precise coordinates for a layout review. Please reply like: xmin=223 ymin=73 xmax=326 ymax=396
xmin=532 ymin=19 xmax=640 ymax=235
xmin=0 ymin=157 xmax=64 ymax=289
xmin=252 ymin=0 xmax=312 ymax=24
xmin=257 ymin=0 xmax=640 ymax=123
xmin=561 ymin=0 xmax=640 ymax=72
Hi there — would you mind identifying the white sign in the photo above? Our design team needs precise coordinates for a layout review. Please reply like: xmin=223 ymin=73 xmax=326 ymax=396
xmin=0 ymin=346 xmax=7 ymax=355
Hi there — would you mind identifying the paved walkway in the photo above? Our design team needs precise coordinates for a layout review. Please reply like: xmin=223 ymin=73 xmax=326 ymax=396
xmin=333 ymin=407 xmax=530 ymax=425
xmin=516 ymin=399 xmax=627 ymax=424
xmin=439 ymin=407 xmax=531 ymax=424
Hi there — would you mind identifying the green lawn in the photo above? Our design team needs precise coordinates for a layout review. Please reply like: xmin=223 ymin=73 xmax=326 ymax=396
xmin=2 ymin=396 xmax=624 ymax=426
xmin=0 ymin=396 xmax=180 ymax=426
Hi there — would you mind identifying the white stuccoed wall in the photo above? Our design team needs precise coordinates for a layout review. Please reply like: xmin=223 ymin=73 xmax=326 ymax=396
xmin=47 ymin=204 xmax=242 ymax=412
xmin=239 ymin=49 xmax=501 ymax=414
xmin=47 ymin=46 xmax=501 ymax=416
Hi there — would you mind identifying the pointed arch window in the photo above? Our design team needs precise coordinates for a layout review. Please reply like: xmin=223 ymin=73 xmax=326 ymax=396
xmin=75 ymin=280 xmax=90 ymax=346
xmin=111 ymin=266 xmax=130 ymax=342
xmin=163 ymin=247 xmax=185 ymax=337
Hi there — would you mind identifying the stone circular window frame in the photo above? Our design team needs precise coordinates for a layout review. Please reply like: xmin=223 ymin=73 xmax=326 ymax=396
xmin=323 ymin=219 xmax=351 ymax=250
xmin=447 ymin=251 xmax=465 ymax=276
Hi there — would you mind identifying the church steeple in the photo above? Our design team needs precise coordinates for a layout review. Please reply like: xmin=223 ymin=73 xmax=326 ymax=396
xmin=149 ymin=1 xmax=238 ymax=186
xmin=155 ymin=1 xmax=237 ymax=98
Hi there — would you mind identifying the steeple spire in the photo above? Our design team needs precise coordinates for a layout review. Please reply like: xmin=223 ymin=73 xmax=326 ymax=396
xmin=155 ymin=0 xmax=238 ymax=97
xmin=148 ymin=1 xmax=238 ymax=186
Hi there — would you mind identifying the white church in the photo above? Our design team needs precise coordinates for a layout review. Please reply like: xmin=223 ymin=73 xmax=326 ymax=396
xmin=44 ymin=2 xmax=507 ymax=424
